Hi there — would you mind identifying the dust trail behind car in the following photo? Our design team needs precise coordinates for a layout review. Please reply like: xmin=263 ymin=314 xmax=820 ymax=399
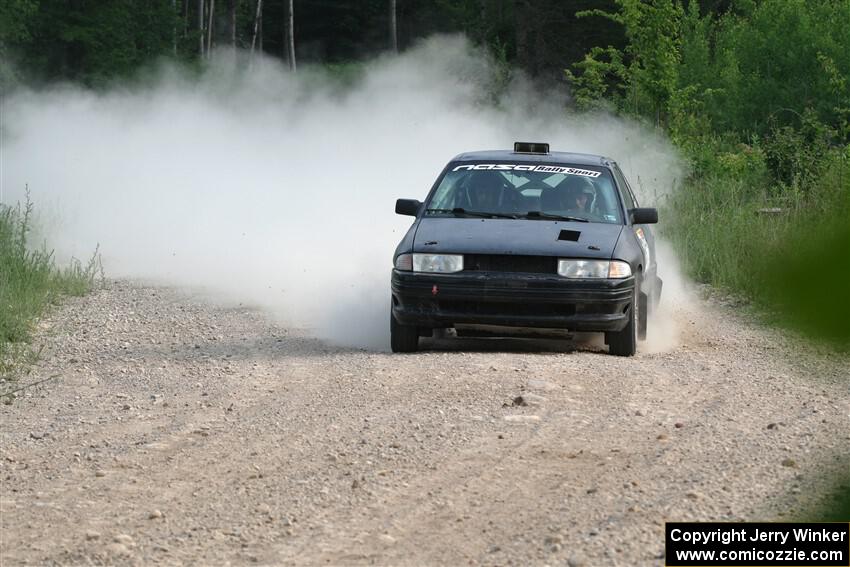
xmin=1 ymin=35 xmax=686 ymax=350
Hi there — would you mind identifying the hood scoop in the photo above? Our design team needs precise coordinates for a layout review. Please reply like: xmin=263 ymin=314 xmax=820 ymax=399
xmin=558 ymin=229 xmax=581 ymax=242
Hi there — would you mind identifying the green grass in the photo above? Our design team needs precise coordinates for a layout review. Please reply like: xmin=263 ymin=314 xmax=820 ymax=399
xmin=663 ymin=141 xmax=850 ymax=349
xmin=0 ymin=191 xmax=102 ymax=378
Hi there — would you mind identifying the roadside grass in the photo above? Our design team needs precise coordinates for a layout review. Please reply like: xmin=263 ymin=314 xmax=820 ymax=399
xmin=0 ymin=191 xmax=102 ymax=379
xmin=663 ymin=142 xmax=850 ymax=350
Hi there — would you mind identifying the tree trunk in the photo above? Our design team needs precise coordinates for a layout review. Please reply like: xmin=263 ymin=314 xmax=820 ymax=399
xmin=250 ymin=0 xmax=263 ymax=53
xmin=286 ymin=0 xmax=296 ymax=71
xmin=198 ymin=0 xmax=204 ymax=57
xmin=281 ymin=2 xmax=287 ymax=62
xmin=207 ymin=0 xmax=215 ymax=57
xmin=389 ymin=0 xmax=398 ymax=53
xmin=229 ymin=0 xmax=237 ymax=47
xmin=172 ymin=0 xmax=178 ymax=55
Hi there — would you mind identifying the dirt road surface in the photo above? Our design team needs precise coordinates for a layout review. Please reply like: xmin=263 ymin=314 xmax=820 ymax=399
xmin=2 ymin=280 xmax=848 ymax=566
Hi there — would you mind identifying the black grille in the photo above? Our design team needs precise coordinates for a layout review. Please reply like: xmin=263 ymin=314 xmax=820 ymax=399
xmin=438 ymin=300 xmax=576 ymax=317
xmin=463 ymin=254 xmax=557 ymax=274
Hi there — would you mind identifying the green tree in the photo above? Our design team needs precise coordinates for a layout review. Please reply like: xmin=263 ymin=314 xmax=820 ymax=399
xmin=0 ymin=0 xmax=39 ymax=83
xmin=566 ymin=0 xmax=684 ymax=124
xmin=16 ymin=0 xmax=178 ymax=85
xmin=0 ymin=0 xmax=39 ymax=44
xmin=707 ymin=0 xmax=850 ymax=138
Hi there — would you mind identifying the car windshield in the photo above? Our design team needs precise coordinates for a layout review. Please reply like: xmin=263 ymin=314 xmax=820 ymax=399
xmin=425 ymin=163 xmax=623 ymax=224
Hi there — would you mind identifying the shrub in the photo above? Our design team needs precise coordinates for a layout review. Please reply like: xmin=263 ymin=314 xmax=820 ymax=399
xmin=0 ymin=191 xmax=101 ymax=376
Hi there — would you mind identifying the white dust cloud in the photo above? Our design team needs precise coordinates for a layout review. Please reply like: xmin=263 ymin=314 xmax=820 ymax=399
xmin=1 ymin=35 xmax=688 ymax=350
xmin=642 ymin=239 xmax=692 ymax=353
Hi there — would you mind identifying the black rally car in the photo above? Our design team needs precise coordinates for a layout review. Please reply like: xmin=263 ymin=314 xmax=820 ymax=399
xmin=391 ymin=142 xmax=661 ymax=356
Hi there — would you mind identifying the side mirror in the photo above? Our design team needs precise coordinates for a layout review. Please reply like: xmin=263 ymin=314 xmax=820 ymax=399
xmin=630 ymin=208 xmax=658 ymax=224
xmin=395 ymin=198 xmax=422 ymax=217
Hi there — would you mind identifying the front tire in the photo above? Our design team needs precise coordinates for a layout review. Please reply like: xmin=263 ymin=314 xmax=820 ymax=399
xmin=607 ymin=289 xmax=637 ymax=357
xmin=390 ymin=311 xmax=419 ymax=353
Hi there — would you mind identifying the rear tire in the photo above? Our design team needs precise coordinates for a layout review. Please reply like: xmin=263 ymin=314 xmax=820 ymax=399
xmin=607 ymin=290 xmax=637 ymax=356
xmin=390 ymin=311 xmax=419 ymax=353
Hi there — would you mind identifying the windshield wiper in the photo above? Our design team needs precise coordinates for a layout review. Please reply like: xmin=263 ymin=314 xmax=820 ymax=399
xmin=426 ymin=208 xmax=518 ymax=219
xmin=523 ymin=211 xmax=589 ymax=222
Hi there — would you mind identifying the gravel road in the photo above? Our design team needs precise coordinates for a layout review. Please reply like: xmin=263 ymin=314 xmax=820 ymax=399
xmin=2 ymin=280 xmax=848 ymax=566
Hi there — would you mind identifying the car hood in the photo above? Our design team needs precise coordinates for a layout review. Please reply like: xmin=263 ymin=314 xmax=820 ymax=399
xmin=412 ymin=217 xmax=623 ymax=259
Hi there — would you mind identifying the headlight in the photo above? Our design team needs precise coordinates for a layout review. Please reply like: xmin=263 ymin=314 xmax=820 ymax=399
xmin=557 ymin=259 xmax=632 ymax=278
xmin=412 ymin=253 xmax=464 ymax=273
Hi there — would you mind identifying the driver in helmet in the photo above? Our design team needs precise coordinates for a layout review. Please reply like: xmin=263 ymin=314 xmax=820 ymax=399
xmin=560 ymin=176 xmax=596 ymax=213
xmin=465 ymin=171 xmax=504 ymax=211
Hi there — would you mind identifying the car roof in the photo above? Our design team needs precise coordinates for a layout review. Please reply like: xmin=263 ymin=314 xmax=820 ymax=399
xmin=450 ymin=150 xmax=613 ymax=167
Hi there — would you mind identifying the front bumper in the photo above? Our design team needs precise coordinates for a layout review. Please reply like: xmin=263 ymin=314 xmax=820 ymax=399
xmin=391 ymin=269 xmax=634 ymax=332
